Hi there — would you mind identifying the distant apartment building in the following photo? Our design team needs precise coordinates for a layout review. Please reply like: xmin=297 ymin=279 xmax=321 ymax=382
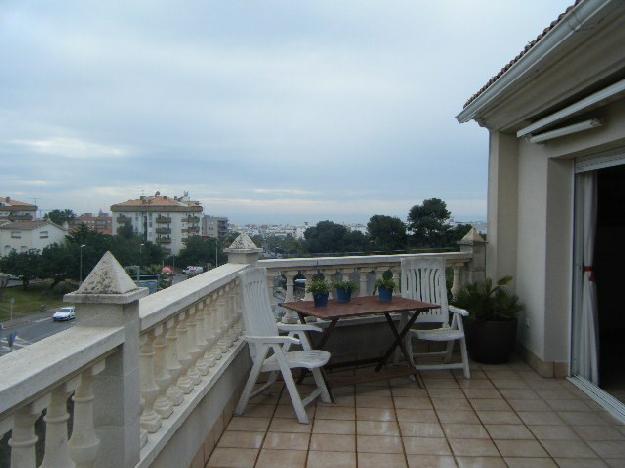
xmin=0 ymin=220 xmax=67 ymax=256
xmin=0 ymin=196 xmax=37 ymax=221
xmin=202 ymin=215 xmax=229 ymax=240
xmin=71 ymin=210 xmax=113 ymax=235
xmin=111 ymin=192 xmax=203 ymax=255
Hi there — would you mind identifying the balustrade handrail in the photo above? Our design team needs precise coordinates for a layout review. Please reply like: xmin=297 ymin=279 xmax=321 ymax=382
xmin=0 ymin=325 xmax=123 ymax=416
xmin=139 ymin=263 xmax=248 ymax=332
xmin=259 ymin=251 xmax=472 ymax=271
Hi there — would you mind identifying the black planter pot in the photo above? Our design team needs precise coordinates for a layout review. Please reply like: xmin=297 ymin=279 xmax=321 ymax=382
xmin=464 ymin=318 xmax=517 ymax=364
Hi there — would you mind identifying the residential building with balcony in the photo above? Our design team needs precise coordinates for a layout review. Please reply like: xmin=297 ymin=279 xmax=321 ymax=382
xmin=0 ymin=196 xmax=37 ymax=222
xmin=0 ymin=219 xmax=67 ymax=256
xmin=111 ymin=192 xmax=203 ymax=255
xmin=71 ymin=210 xmax=113 ymax=235
xmin=202 ymin=215 xmax=229 ymax=240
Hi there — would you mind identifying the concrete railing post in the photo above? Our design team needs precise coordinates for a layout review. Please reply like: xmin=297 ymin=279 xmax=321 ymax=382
xmin=64 ymin=251 xmax=148 ymax=468
xmin=223 ymin=233 xmax=262 ymax=265
xmin=458 ymin=227 xmax=487 ymax=286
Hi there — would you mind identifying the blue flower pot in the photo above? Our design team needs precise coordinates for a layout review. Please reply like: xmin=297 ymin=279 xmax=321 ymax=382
xmin=335 ymin=288 xmax=352 ymax=303
xmin=313 ymin=292 xmax=329 ymax=308
xmin=378 ymin=287 xmax=393 ymax=303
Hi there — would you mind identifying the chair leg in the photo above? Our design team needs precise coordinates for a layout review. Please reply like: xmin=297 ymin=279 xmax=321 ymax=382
xmin=459 ymin=337 xmax=471 ymax=379
xmin=281 ymin=368 xmax=309 ymax=424
xmin=444 ymin=340 xmax=454 ymax=363
xmin=311 ymin=367 xmax=331 ymax=403
xmin=235 ymin=356 xmax=265 ymax=416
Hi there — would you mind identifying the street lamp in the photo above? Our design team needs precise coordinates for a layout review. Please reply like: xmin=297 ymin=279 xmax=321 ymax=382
xmin=79 ymin=244 xmax=86 ymax=284
xmin=138 ymin=243 xmax=144 ymax=280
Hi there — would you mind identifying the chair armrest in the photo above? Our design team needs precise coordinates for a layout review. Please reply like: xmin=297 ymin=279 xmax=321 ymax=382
xmin=245 ymin=335 xmax=301 ymax=346
xmin=278 ymin=323 xmax=323 ymax=333
xmin=449 ymin=305 xmax=469 ymax=317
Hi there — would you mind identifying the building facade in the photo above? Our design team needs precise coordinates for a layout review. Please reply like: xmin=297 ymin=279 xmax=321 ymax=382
xmin=71 ymin=210 xmax=113 ymax=235
xmin=0 ymin=196 xmax=37 ymax=221
xmin=202 ymin=215 xmax=229 ymax=240
xmin=0 ymin=220 xmax=68 ymax=256
xmin=111 ymin=192 xmax=203 ymax=255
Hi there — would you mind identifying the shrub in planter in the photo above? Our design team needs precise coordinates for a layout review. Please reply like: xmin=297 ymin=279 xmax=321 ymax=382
xmin=453 ymin=276 xmax=523 ymax=364
xmin=306 ymin=277 xmax=330 ymax=308
xmin=374 ymin=271 xmax=396 ymax=303
xmin=332 ymin=279 xmax=358 ymax=303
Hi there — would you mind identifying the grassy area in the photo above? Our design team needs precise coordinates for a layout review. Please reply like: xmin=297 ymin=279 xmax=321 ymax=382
xmin=0 ymin=280 xmax=65 ymax=322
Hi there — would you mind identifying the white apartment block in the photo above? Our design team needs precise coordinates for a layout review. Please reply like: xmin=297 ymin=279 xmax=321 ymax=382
xmin=111 ymin=192 xmax=203 ymax=255
xmin=0 ymin=220 xmax=68 ymax=256
xmin=202 ymin=215 xmax=229 ymax=240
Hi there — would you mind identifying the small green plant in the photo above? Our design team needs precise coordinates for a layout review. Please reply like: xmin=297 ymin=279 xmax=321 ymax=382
xmin=374 ymin=270 xmax=396 ymax=292
xmin=453 ymin=276 xmax=523 ymax=321
xmin=306 ymin=277 xmax=330 ymax=295
xmin=332 ymin=279 xmax=358 ymax=293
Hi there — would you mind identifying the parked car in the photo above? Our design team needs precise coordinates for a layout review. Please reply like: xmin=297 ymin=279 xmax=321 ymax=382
xmin=183 ymin=266 xmax=204 ymax=277
xmin=52 ymin=306 xmax=76 ymax=321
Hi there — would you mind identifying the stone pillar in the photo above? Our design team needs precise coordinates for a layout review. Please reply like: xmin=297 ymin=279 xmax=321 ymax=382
xmin=223 ymin=233 xmax=262 ymax=265
xmin=458 ymin=227 xmax=487 ymax=285
xmin=64 ymin=251 xmax=148 ymax=468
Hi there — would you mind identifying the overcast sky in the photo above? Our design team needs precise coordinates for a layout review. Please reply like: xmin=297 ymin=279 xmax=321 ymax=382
xmin=0 ymin=0 xmax=571 ymax=224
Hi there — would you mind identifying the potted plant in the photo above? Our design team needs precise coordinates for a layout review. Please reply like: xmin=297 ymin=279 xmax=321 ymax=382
xmin=374 ymin=271 xmax=396 ymax=303
xmin=332 ymin=279 xmax=358 ymax=303
xmin=306 ymin=277 xmax=330 ymax=308
xmin=453 ymin=276 xmax=523 ymax=364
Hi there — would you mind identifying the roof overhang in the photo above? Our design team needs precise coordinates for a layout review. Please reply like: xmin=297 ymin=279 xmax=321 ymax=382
xmin=457 ymin=0 xmax=625 ymax=131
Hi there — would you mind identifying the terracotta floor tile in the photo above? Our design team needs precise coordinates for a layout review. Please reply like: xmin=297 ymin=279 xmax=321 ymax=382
xmin=499 ymin=389 xmax=540 ymax=400
xmin=318 ymin=393 xmax=354 ymax=407
xmin=406 ymin=455 xmax=456 ymax=468
xmin=429 ymin=388 xmax=466 ymax=398
xmin=217 ymin=430 xmax=265 ymax=449
xmin=358 ymin=452 xmax=407 ymax=468
xmin=315 ymin=405 xmax=355 ymax=420
xmin=255 ymin=449 xmax=307 ymax=468
xmin=357 ymin=420 xmax=400 ymax=436
xmin=507 ymin=399 xmax=550 ymax=411
xmin=306 ymin=450 xmax=357 ymax=468
xmin=458 ymin=380 xmax=496 ymax=390
xmin=436 ymin=410 xmax=480 ymax=424
xmin=263 ymin=432 xmax=310 ymax=451
xmin=587 ymin=440 xmax=625 ymax=458
xmin=484 ymin=424 xmax=534 ymax=440
xmin=227 ymin=416 xmax=270 ymax=432
xmin=469 ymin=399 xmax=510 ymax=411
xmin=309 ymin=433 xmax=355 ymax=452
xmin=402 ymin=436 xmax=451 ymax=455
xmin=394 ymin=396 xmax=434 ymax=409
xmin=574 ymin=425 xmax=625 ymax=441
xmin=448 ymin=438 xmax=499 ymax=457
xmin=356 ymin=395 xmax=394 ymax=408
xmin=424 ymin=380 xmax=460 ymax=389
xmin=491 ymin=379 xmax=529 ymax=390
xmin=241 ymin=404 xmax=276 ymax=418
xmin=442 ymin=423 xmax=490 ymax=439
xmin=456 ymin=456 xmax=506 ymax=467
xmin=603 ymin=459 xmax=625 ymax=468
xmin=207 ymin=447 xmax=258 ymax=467
xmin=476 ymin=410 xmax=522 ymax=425
xmin=356 ymin=407 xmax=396 ymax=421
xmin=356 ymin=435 xmax=403 ymax=453
xmin=529 ymin=424 xmax=580 ymax=440
xmin=545 ymin=398 xmax=594 ymax=412
xmin=396 ymin=409 xmax=438 ymax=423
xmin=536 ymin=389 xmax=577 ymax=400
xmin=312 ymin=419 xmax=355 ymax=435
xmin=493 ymin=439 xmax=548 ymax=457
xmin=391 ymin=387 xmax=429 ymax=398
xmin=463 ymin=388 xmax=502 ymax=399
xmin=541 ymin=439 xmax=597 ymax=458
xmin=273 ymin=404 xmax=315 ymax=420
xmin=558 ymin=411 xmax=609 ymax=426
xmin=504 ymin=457 xmax=557 ymax=467
xmin=355 ymin=386 xmax=392 ymax=397
xmin=517 ymin=411 xmax=564 ymax=426
xmin=554 ymin=459 xmax=608 ymax=468
xmin=431 ymin=398 xmax=472 ymax=411
xmin=268 ymin=417 xmax=312 ymax=433
xmin=399 ymin=421 xmax=444 ymax=438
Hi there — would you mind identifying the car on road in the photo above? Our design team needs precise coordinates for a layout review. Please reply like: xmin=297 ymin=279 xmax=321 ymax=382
xmin=52 ymin=306 xmax=76 ymax=321
xmin=183 ymin=266 xmax=204 ymax=277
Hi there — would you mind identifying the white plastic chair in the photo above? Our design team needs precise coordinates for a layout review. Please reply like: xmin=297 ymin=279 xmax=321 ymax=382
xmin=235 ymin=267 xmax=332 ymax=424
xmin=401 ymin=257 xmax=470 ymax=379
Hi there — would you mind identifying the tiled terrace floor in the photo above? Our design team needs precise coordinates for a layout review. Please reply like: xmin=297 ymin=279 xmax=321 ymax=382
xmin=208 ymin=360 xmax=625 ymax=467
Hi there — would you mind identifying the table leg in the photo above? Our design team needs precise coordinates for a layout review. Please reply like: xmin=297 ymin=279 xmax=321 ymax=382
xmin=375 ymin=311 xmax=420 ymax=372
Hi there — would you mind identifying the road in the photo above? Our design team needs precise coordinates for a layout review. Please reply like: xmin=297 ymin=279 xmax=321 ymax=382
xmin=0 ymin=311 xmax=78 ymax=356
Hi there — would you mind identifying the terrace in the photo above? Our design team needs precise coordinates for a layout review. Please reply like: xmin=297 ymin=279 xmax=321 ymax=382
xmin=0 ymin=233 xmax=623 ymax=468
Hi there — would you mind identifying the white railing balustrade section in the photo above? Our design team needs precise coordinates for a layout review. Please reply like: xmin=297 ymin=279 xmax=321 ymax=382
xmin=259 ymin=251 xmax=475 ymax=323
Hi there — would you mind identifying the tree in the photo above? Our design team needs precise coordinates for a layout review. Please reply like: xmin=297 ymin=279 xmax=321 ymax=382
xmin=408 ymin=198 xmax=453 ymax=247
xmin=45 ymin=209 xmax=76 ymax=226
xmin=367 ymin=215 xmax=407 ymax=252
xmin=41 ymin=243 xmax=76 ymax=287
xmin=117 ymin=219 xmax=134 ymax=239
xmin=176 ymin=236 xmax=221 ymax=269
xmin=304 ymin=221 xmax=368 ymax=254
xmin=0 ymin=249 xmax=42 ymax=288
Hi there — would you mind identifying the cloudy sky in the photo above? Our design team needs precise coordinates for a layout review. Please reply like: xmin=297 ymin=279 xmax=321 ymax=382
xmin=0 ymin=0 xmax=571 ymax=224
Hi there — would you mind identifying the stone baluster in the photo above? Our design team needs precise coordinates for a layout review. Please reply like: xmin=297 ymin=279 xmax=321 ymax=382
xmin=41 ymin=378 xmax=80 ymax=468
xmin=325 ymin=269 xmax=337 ymax=299
xmin=165 ymin=317 xmax=188 ymax=398
xmin=186 ymin=305 xmax=204 ymax=379
xmin=266 ymin=271 xmax=277 ymax=306
xmin=139 ymin=331 xmax=162 ymax=433
xmin=216 ymin=288 xmax=231 ymax=354
xmin=152 ymin=323 xmax=177 ymax=415
xmin=392 ymin=268 xmax=401 ymax=295
xmin=282 ymin=271 xmax=299 ymax=324
xmin=68 ymin=361 xmax=105 ymax=468
xmin=359 ymin=268 xmax=370 ymax=296
xmin=9 ymin=396 xmax=49 ymax=468
xmin=451 ymin=262 xmax=465 ymax=300
xmin=175 ymin=312 xmax=196 ymax=392
xmin=303 ymin=270 xmax=316 ymax=301
xmin=195 ymin=300 xmax=212 ymax=375
xmin=227 ymin=284 xmax=238 ymax=345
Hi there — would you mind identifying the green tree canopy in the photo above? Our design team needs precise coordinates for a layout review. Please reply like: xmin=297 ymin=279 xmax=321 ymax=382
xmin=304 ymin=221 xmax=368 ymax=254
xmin=367 ymin=215 xmax=407 ymax=252
xmin=176 ymin=236 xmax=224 ymax=269
xmin=0 ymin=249 xmax=42 ymax=288
xmin=44 ymin=209 xmax=76 ymax=226
xmin=407 ymin=198 xmax=472 ymax=248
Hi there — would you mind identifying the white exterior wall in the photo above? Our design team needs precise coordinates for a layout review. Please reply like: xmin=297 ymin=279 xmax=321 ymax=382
xmin=0 ymin=223 xmax=67 ymax=256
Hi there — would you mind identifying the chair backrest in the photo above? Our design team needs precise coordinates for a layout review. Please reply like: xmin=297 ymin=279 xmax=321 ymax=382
xmin=401 ymin=257 xmax=449 ymax=324
xmin=239 ymin=266 xmax=279 ymax=339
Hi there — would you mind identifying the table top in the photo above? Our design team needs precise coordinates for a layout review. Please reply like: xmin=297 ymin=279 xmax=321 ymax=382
xmin=281 ymin=296 xmax=440 ymax=320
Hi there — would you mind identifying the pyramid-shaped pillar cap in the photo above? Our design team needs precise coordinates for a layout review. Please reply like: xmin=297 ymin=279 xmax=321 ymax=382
xmin=458 ymin=226 xmax=486 ymax=245
xmin=64 ymin=251 xmax=148 ymax=304
xmin=223 ymin=233 xmax=262 ymax=264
